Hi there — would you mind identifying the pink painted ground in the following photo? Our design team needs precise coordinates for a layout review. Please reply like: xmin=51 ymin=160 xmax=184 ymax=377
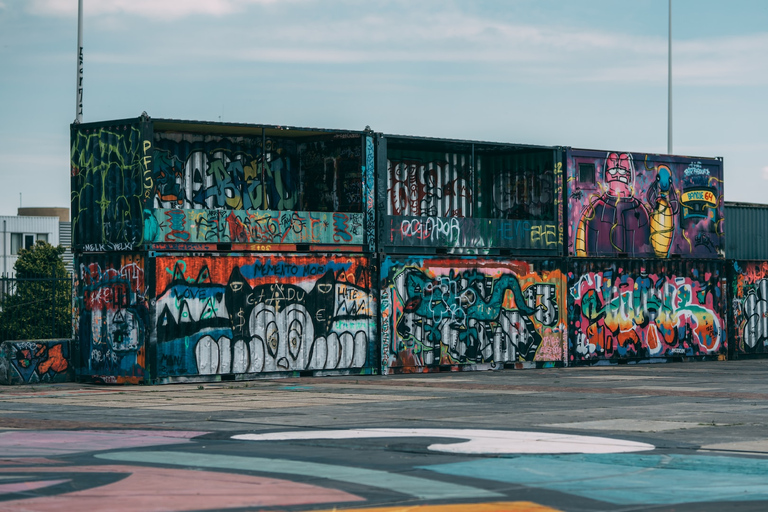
xmin=0 ymin=479 xmax=69 ymax=495
xmin=0 ymin=430 xmax=208 ymax=457
xmin=0 ymin=465 xmax=363 ymax=512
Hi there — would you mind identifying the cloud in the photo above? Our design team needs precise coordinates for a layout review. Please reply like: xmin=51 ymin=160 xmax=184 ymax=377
xmin=26 ymin=0 xmax=284 ymax=20
xmin=763 ymin=166 xmax=768 ymax=180
xmin=23 ymin=1 xmax=768 ymax=87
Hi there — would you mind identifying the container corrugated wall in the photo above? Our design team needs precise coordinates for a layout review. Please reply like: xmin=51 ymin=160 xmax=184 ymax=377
xmin=725 ymin=203 xmax=768 ymax=260
xmin=70 ymin=119 xmax=151 ymax=252
xmin=566 ymin=149 xmax=724 ymax=259
xmin=152 ymin=252 xmax=377 ymax=381
xmin=730 ymin=260 xmax=768 ymax=356
xmin=75 ymin=252 xmax=148 ymax=384
xmin=380 ymin=256 xmax=566 ymax=374
xmin=568 ymin=258 xmax=726 ymax=364
xmin=380 ymin=136 xmax=563 ymax=255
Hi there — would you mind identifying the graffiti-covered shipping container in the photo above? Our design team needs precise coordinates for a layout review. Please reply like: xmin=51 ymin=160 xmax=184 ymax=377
xmin=725 ymin=202 xmax=768 ymax=260
xmin=72 ymin=116 xmax=378 ymax=382
xmin=75 ymin=253 xmax=149 ymax=384
xmin=71 ymin=117 xmax=376 ymax=253
xmin=71 ymin=119 xmax=151 ymax=252
xmin=730 ymin=261 xmax=768 ymax=356
xmin=380 ymin=256 xmax=566 ymax=374
xmin=379 ymin=136 xmax=563 ymax=255
xmin=568 ymin=259 xmax=726 ymax=365
xmin=152 ymin=252 xmax=377 ymax=381
xmin=566 ymin=149 xmax=724 ymax=259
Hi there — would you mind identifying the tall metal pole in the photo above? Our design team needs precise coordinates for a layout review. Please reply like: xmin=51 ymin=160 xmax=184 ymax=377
xmin=75 ymin=0 xmax=83 ymax=123
xmin=667 ymin=0 xmax=672 ymax=154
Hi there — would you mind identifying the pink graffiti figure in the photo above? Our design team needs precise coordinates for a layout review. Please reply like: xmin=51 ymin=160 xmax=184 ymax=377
xmin=575 ymin=153 xmax=651 ymax=256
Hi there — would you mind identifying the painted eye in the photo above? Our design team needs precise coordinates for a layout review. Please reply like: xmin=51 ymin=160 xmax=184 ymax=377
xmin=266 ymin=321 xmax=279 ymax=357
xmin=288 ymin=320 xmax=302 ymax=360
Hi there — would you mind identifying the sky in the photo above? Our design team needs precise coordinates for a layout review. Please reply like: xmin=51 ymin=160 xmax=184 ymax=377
xmin=0 ymin=0 xmax=766 ymax=216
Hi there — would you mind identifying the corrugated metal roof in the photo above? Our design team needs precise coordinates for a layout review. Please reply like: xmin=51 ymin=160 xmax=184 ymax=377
xmin=725 ymin=202 xmax=768 ymax=260
xmin=383 ymin=133 xmax=556 ymax=151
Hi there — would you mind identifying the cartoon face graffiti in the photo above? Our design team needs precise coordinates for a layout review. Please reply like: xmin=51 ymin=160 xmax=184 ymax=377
xmin=605 ymin=153 xmax=634 ymax=197
xmin=575 ymin=152 xmax=651 ymax=256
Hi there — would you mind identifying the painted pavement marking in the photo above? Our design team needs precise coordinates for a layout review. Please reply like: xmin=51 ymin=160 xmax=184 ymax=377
xmin=0 ymin=479 xmax=70 ymax=495
xmin=540 ymin=419 xmax=706 ymax=432
xmin=420 ymin=453 xmax=768 ymax=505
xmin=232 ymin=428 xmax=655 ymax=454
xmin=311 ymin=502 xmax=561 ymax=512
xmin=0 ymin=430 xmax=207 ymax=457
xmin=0 ymin=465 xmax=360 ymax=512
xmin=96 ymin=450 xmax=502 ymax=500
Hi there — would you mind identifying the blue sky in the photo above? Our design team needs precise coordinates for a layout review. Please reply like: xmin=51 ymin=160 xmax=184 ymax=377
xmin=0 ymin=0 xmax=766 ymax=216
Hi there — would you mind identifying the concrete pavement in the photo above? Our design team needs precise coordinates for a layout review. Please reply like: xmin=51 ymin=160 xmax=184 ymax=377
xmin=1 ymin=359 xmax=768 ymax=511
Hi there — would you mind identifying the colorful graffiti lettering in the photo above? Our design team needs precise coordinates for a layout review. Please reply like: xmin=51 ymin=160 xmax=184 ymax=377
xmin=389 ymin=217 xmax=559 ymax=251
xmin=568 ymin=263 xmax=725 ymax=362
xmin=381 ymin=257 xmax=564 ymax=372
xmin=152 ymin=134 xmax=363 ymax=214
xmin=154 ymin=254 xmax=375 ymax=377
xmin=77 ymin=255 xmax=147 ymax=382
xmin=384 ymin=150 xmax=560 ymax=252
xmin=568 ymin=151 xmax=723 ymax=258
xmin=148 ymin=209 xmax=364 ymax=245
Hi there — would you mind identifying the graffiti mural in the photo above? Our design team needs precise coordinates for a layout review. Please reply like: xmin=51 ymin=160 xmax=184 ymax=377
xmin=568 ymin=260 xmax=725 ymax=363
xmin=71 ymin=122 xmax=150 ymax=250
xmin=568 ymin=150 xmax=724 ymax=258
xmin=152 ymin=132 xmax=363 ymax=214
xmin=146 ymin=209 xmax=364 ymax=245
xmin=77 ymin=255 xmax=148 ymax=383
xmin=1 ymin=340 xmax=71 ymax=384
xmin=380 ymin=257 xmax=565 ymax=373
xmin=383 ymin=145 xmax=561 ymax=253
xmin=364 ymin=136 xmax=376 ymax=253
xmin=154 ymin=254 xmax=375 ymax=378
xmin=732 ymin=261 xmax=768 ymax=354
xmin=387 ymin=154 xmax=473 ymax=219
xmin=387 ymin=217 xmax=559 ymax=251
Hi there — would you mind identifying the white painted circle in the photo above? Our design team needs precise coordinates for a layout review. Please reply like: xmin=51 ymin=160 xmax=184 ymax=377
xmin=232 ymin=428 xmax=655 ymax=454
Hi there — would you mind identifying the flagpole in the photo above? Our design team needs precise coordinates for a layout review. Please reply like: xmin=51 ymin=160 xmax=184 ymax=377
xmin=75 ymin=0 xmax=83 ymax=123
xmin=667 ymin=0 xmax=672 ymax=154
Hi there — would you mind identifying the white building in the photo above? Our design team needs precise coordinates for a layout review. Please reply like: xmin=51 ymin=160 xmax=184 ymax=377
xmin=0 ymin=207 xmax=70 ymax=277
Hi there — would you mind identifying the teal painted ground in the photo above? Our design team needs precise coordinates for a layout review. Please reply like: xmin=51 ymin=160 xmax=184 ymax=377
xmin=421 ymin=453 xmax=768 ymax=505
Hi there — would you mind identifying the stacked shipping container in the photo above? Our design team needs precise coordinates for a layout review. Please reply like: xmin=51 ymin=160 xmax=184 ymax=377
xmin=564 ymin=149 xmax=726 ymax=365
xmin=72 ymin=116 xmax=753 ymax=383
xmin=726 ymin=202 xmax=768 ymax=358
xmin=72 ymin=116 xmax=377 ymax=383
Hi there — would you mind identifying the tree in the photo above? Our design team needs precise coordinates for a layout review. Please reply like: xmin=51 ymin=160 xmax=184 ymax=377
xmin=0 ymin=241 xmax=71 ymax=341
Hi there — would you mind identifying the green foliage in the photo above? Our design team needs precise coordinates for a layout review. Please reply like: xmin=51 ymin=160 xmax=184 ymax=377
xmin=0 ymin=241 xmax=71 ymax=341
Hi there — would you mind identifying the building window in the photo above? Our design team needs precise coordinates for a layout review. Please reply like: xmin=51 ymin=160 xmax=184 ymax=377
xmin=10 ymin=233 xmax=21 ymax=255
xmin=578 ymin=163 xmax=596 ymax=185
xmin=9 ymin=233 xmax=45 ymax=255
